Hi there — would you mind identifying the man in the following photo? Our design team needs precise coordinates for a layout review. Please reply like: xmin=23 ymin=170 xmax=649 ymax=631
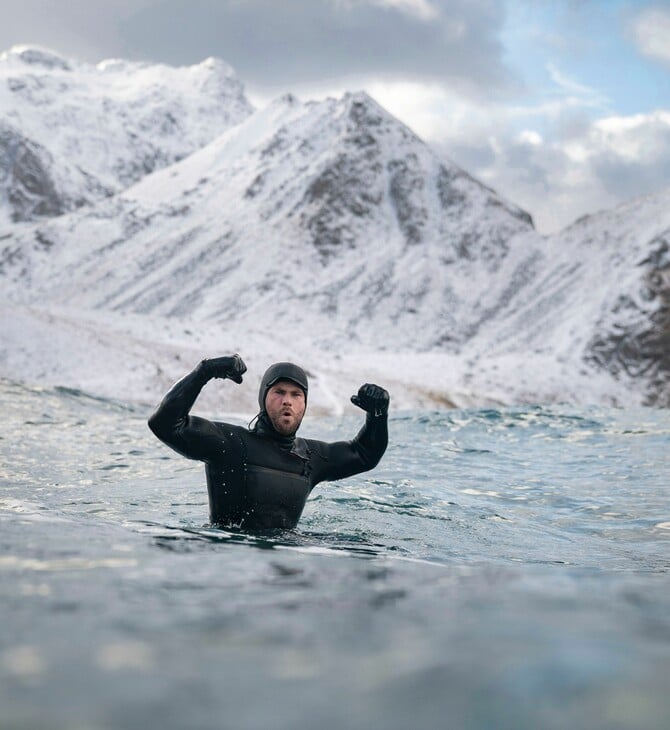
xmin=148 ymin=355 xmax=389 ymax=530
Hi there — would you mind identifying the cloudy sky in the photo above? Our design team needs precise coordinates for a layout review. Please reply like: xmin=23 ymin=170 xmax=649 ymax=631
xmin=2 ymin=0 xmax=668 ymax=232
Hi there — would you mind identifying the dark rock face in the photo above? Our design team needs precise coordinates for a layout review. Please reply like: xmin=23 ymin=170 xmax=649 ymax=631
xmin=10 ymin=47 xmax=72 ymax=71
xmin=300 ymin=99 xmax=387 ymax=260
xmin=297 ymin=94 xmax=534 ymax=263
xmin=388 ymin=154 xmax=427 ymax=246
xmin=586 ymin=232 xmax=670 ymax=406
xmin=303 ymin=153 xmax=383 ymax=259
xmin=0 ymin=124 xmax=71 ymax=221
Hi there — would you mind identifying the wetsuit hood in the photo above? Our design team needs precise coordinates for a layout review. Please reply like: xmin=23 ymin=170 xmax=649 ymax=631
xmin=258 ymin=362 xmax=309 ymax=411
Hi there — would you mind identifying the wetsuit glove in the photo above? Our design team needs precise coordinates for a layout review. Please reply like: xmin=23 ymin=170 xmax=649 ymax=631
xmin=351 ymin=383 xmax=390 ymax=417
xmin=200 ymin=354 xmax=247 ymax=383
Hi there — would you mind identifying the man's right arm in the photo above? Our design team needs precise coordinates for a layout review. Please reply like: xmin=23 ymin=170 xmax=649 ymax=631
xmin=147 ymin=355 xmax=246 ymax=462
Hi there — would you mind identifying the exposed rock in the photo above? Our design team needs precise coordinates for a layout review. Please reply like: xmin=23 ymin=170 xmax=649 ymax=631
xmin=586 ymin=232 xmax=670 ymax=406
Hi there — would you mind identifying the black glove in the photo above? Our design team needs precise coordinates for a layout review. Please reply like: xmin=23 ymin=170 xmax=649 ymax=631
xmin=201 ymin=354 xmax=247 ymax=383
xmin=351 ymin=383 xmax=389 ymax=417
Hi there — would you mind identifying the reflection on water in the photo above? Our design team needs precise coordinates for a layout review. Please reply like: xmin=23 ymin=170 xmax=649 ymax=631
xmin=1 ymin=378 xmax=669 ymax=730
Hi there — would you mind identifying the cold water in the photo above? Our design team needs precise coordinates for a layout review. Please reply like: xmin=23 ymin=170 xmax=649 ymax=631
xmin=1 ymin=379 xmax=669 ymax=729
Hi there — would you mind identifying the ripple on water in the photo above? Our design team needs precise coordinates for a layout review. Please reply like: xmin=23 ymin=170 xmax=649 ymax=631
xmin=1 ymin=380 xmax=670 ymax=729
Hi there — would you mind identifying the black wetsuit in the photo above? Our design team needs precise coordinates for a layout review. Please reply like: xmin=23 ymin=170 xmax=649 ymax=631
xmin=148 ymin=362 xmax=388 ymax=530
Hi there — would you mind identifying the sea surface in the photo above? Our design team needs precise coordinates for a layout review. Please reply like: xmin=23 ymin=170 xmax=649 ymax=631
xmin=1 ymin=378 xmax=669 ymax=730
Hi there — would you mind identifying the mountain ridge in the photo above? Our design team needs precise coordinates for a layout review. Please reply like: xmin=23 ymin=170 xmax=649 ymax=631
xmin=2 ymin=89 xmax=536 ymax=353
xmin=1 ymin=47 xmax=668 ymax=408
xmin=0 ymin=45 xmax=253 ymax=226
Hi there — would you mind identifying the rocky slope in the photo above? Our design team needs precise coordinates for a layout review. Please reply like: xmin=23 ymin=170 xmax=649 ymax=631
xmin=457 ymin=187 xmax=670 ymax=406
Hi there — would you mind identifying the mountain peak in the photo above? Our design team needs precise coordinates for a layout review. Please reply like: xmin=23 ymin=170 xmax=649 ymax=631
xmin=0 ymin=50 xmax=253 ymax=226
xmin=198 ymin=56 xmax=238 ymax=78
xmin=2 ymin=45 xmax=73 ymax=71
xmin=339 ymin=90 xmax=402 ymax=129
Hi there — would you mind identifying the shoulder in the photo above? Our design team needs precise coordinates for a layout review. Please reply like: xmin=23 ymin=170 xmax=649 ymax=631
xmin=213 ymin=420 xmax=244 ymax=431
xmin=301 ymin=436 xmax=326 ymax=449
xmin=209 ymin=420 xmax=247 ymax=440
xmin=301 ymin=437 xmax=333 ymax=460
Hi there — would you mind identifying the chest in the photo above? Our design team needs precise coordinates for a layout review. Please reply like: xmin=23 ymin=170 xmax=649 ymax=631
xmin=241 ymin=432 xmax=313 ymax=528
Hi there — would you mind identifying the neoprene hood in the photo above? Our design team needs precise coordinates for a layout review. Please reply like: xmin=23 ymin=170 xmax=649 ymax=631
xmin=258 ymin=362 xmax=309 ymax=411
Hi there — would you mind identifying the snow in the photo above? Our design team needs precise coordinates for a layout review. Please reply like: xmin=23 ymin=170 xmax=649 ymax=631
xmin=0 ymin=45 xmax=252 ymax=227
xmin=1 ymin=47 xmax=668 ymax=412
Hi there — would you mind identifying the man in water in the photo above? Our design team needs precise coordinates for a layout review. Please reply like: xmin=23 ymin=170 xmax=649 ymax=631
xmin=148 ymin=355 xmax=389 ymax=530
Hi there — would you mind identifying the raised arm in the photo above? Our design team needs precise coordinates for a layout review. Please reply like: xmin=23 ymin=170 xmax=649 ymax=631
xmin=314 ymin=383 xmax=390 ymax=483
xmin=148 ymin=355 xmax=246 ymax=462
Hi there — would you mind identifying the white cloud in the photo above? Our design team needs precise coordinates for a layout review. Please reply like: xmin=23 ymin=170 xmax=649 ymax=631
xmin=518 ymin=130 xmax=543 ymax=146
xmin=591 ymin=111 xmax=670 ymax=159
xmin=368 ymin=0 xmax=440 ymax=22
xmin=0 ymin=1 xmax=156 ymax=63
xmin=478 ymin=110 xmax=670 ymax=232
xmin=360 ymin=56 xmax=669 ymax=234
xmin=374 ymin=80 xmax=670 ymax=233
xmin=546 ymin=63 xmax=602 ymax=98
xmin=364 ymin=79 xmax=469 ymax=140
xmin=633 ymin=6 xmax=670 ymax=64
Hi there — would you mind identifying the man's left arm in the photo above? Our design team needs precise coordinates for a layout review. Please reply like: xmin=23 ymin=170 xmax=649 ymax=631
xmin=314 ymin=384 xmax=389 ymax=483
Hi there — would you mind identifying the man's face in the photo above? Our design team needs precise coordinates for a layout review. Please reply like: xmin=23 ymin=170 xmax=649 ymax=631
xmin=264 ymin=379 xmax=306 ymax=436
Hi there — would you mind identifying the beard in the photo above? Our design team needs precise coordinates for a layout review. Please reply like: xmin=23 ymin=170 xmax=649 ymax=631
xmin=268 ymin=410 xmax=304 ymax=436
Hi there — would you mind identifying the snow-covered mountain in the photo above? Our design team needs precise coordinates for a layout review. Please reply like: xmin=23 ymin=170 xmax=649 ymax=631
xmin=1 ymin=47 xmax=668 ymax=409
xmin=2 ymin=90 xmax=533 ymax=350
xmin=460 ymin=188 xmax=670 ymax=406
xmin=0 ymin=45 xmax=252 ymax=227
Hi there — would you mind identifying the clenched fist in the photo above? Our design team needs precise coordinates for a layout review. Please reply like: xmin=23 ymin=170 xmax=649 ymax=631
xmin=201 ymin=354 xmax=247 ymax=383
xmin=351 ymin=383 xmax=390 ymax=417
